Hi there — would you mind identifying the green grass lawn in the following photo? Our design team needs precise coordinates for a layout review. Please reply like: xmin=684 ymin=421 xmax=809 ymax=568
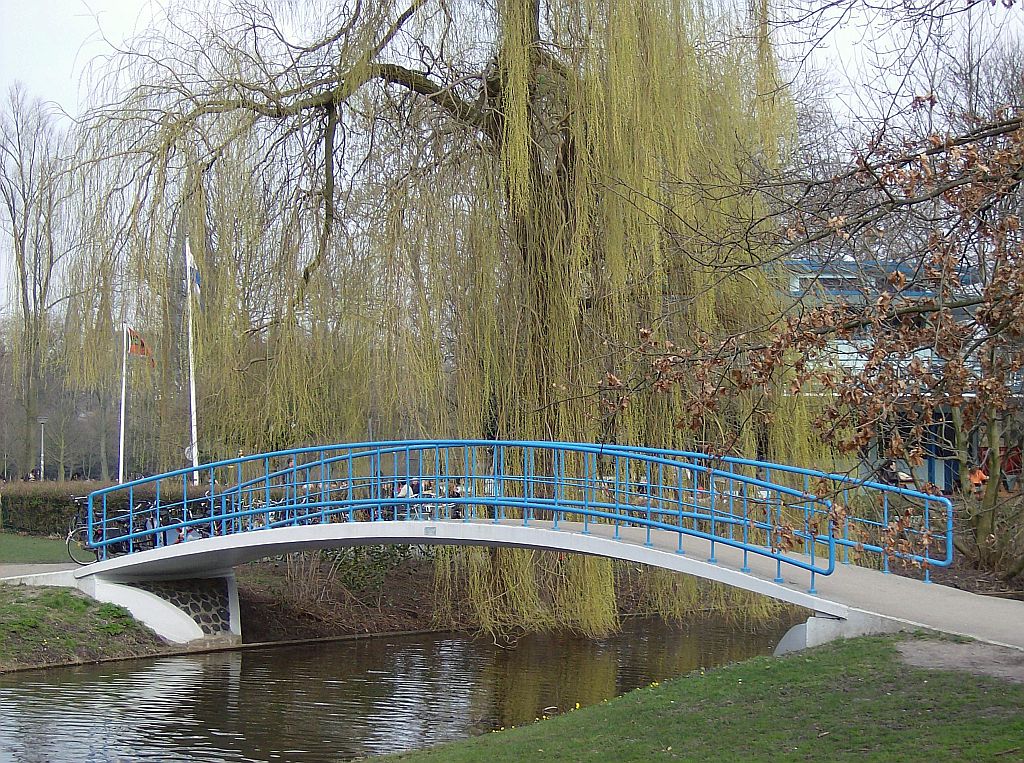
xmin=0 ymin=585 xmax=167 ymax=671
xmin=0 ymin=531 xmax=69 ymax=564
xmin=390 ymin=635 xmax=1024 ymax=762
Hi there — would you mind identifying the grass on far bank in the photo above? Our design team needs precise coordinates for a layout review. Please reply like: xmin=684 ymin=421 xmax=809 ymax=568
xmin=0 ymin=585 xmax=168 ymax=672
xmin=0 ymin=530 xmax=69 ymax=564
xmin=390 ymin=635 xmax=1024 ymax=763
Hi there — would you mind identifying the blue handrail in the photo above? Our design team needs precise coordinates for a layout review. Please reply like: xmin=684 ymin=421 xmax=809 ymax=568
xmin=86 ymin=440 xmax=954 ymax=591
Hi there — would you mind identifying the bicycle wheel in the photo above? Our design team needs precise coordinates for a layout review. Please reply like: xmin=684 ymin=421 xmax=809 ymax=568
xmin=66 ymin=526 xmax=98 ymax=565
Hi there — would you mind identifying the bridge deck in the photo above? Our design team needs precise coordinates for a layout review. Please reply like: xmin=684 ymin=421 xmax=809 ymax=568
xmin=73 ymin=518 xmax=1024 ymax=651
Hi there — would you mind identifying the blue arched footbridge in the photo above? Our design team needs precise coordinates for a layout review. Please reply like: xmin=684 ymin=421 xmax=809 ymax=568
xmin=20 ymin=440 xmax=1021 ymax=650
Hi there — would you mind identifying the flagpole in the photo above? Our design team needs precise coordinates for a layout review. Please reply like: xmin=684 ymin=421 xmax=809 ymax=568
xmin=185 ymin=240 xmax=200 ymax=486
xmin=117 ymin=322 xmax=128 ymax=484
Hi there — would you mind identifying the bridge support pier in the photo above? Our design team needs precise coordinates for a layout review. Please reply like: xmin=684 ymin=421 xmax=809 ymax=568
xmin=774 ymin=611 xmax=908 ymax=656
xmin=77 ymin=571 xmax=242 ymax=646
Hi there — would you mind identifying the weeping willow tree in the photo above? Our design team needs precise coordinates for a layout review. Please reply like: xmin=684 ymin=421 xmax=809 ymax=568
xmin=73 ymin=0 xmax=828 ymax=635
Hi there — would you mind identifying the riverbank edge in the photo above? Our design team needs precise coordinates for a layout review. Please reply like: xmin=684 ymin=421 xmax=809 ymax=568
xmin=0 ymin=555 xmax=802 ymax=674
xmin=0 ymin=600 xmax=766 ymax=676
xmin=0 ymin=580 xmax=799 ymax=676
xmin=0 ymin=623 xmax=454 ymax=676
xmin=382 ymin=634 xmax=1024 ymax=762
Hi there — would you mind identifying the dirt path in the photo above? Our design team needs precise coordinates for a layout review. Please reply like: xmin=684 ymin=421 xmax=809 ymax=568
xmin=897 ymin=639 xmax=1024 ymax=684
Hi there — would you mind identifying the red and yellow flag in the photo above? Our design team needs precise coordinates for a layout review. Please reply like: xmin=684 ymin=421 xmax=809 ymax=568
xmin=126 ymin=326 xmax=155 ymax=366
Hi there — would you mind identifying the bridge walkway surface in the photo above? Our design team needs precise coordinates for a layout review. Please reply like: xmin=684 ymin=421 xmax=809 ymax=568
xmin=515 ymin=521 xmax=1024 ymax=650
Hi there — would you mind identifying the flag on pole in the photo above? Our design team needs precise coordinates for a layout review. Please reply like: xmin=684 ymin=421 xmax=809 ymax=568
xmin=185 ymin=242 xmax=201 ymax=296
xmin=126 ymin=326 xmax=155 ymax=366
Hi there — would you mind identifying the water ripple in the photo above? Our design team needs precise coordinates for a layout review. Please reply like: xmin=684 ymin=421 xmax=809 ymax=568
xmin=0 ymin=616 xmax=793 ymax=762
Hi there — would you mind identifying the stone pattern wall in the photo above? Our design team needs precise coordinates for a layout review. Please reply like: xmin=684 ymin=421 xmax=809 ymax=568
xmin=132 ymin=578 xmax=232 ymax=635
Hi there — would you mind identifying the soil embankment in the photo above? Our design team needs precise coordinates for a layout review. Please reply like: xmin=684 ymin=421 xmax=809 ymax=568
xmin=0 ymin=558 xmax=447 ymax=673
xmin=236 ymin=558 xmax=440 ymax=643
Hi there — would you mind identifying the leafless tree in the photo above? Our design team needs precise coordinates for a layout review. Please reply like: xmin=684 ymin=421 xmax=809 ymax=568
xmin=0 ymin=85 xmax=73 ymax=475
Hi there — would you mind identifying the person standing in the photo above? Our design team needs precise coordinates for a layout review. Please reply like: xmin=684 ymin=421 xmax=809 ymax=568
xmin=968 ymin=464 xmax=988 ymax=498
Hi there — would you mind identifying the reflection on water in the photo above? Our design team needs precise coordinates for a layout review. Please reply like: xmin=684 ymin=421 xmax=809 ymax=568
xmin=0 ymin=615 xmax=798 ymax=762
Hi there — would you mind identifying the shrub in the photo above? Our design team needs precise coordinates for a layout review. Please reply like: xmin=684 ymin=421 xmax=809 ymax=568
xmin=0 ymin=481 xmax=207 ymax=536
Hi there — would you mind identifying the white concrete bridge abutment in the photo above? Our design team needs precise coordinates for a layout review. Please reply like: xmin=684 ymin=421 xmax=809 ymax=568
xmin=0 ymin=566 xmax=241 ymax=646
xmin=76 ymin=572 xmax=241 ymax=645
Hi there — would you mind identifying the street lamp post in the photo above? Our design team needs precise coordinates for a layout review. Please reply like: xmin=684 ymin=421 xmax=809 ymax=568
xmin=37 ymin=416 xmax=48 ymax=481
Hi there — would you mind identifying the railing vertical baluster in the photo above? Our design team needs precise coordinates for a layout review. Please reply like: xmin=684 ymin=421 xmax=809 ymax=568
xmin=740 ymin=481 xmax=751 ymax=572
xmin=727 ymin=463 xmax=735 ymax=542
xmin=582 ymin=452 xmax=592 ymax=535
xmin=923 ymin=497 xmax=931 ymax=583
xmin=86 ymin=495 xmax=94 ymax=559
xmin=220 ymin=492 xmax=227 ymax=536
xmin=802 ymin=474 xmax=810 ymax=555
xmin=692 ymin=467 xmax=699 ymax=532
xmin=553 ymin=448 xmax=561 ymax=530
xmin=154 ymin=480 xmax=162 ymax=544
xmin=127 ymin=485 xmax=134 ymax=554
xmin=264 ymin=457 xmax=271 ymax=527
xmin=491 ymin=444 xmax=499 ymax=520
xmin=468 ymin=445 xmax=476 ymax=521
xmin=613 ymin=455 xmax=621 ymax=539
xmin=208 ymin=466 xmax=216 ymax=537
xmin=708 ymin=469 xmax=717 ymax=564
xmin=945 ymin=495 xmax=954 ymax=580
xmin=373 ymin=450 xmax=379 ymax=516
xmin=531 ymin=446 xmax=536 ymax=523
xmin=842 ymin=488 xmax=850 ymax=565
xmin=657 ymin=461 xmax=664 ymax=525
xmin=286 ymin=457 xmax=294 ymax=525
xmin=882 ymin=492 xmax=890 ymax=574
xmin=443 ymin=447 xmax=450 ymax=519
xmin=374 ymin=449 xmax=381 ymax=516
xmin=583 ymin=452 xmax=591 ymax=533
xmin=523 ymin=446 xmax=530 ymax=526
xmin=403 ymin=445 xmax=411 ymax=521
xmin=101 ymin=495 xmax=108 ymax=561
xmin=676 ymin=467 xmax=684 ymax=554
xmin=811 ymin=499 xmax=819 ymax=594
xmin=183 ymin=473 xmax=190 ymax=528
xmin=343 ymin=454 xmax=351 ymax=521
xmin=644 ymin=460 xmax=652 ymax=547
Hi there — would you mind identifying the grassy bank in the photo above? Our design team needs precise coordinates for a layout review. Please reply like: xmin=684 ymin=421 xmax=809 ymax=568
xmin=390 ymin=636 xmax=1024 ymax=762
xmin=0 ymin=585 xmax=168 ymax=672
xmin=0 ymin=531 xmax=68 ymax=564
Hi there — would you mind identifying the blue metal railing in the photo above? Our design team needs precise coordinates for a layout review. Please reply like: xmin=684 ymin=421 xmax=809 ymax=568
xmin=85 ymin=440 xmax=954 ymax=592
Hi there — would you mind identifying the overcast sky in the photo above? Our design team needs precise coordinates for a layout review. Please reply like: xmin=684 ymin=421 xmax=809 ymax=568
xmin=0 ymin=0 xmax=1020 ymax=309
xmin=0 ymin=0 xmax=152 ymax=117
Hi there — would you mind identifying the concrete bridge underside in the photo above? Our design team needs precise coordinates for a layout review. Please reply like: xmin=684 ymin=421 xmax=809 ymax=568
xmin=11 ymin=519 xmax=1005 ymax=651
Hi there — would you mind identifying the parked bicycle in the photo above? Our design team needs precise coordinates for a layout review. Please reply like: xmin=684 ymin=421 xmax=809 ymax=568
xmin=66 ymin=496 xmax=152 ymax=565
xmin=66 ymin=496 xmax=98 ymax=565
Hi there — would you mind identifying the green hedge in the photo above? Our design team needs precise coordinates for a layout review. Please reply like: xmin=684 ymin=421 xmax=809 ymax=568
xmin=0 ymin=482 xmax=207 ymax=536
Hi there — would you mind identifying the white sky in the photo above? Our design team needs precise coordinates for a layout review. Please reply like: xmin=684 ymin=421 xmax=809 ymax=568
xmin=0 ymin=0 xmax=1020 ymax=311
xmin=0 ymin=0 xmax=152 ymax=117
xmin=0 ymin=0 xmax=152 ymax=310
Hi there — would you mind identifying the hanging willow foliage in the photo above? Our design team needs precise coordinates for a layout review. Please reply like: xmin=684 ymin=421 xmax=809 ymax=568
xmin=73 ymin=0 xmax=828 ymax=635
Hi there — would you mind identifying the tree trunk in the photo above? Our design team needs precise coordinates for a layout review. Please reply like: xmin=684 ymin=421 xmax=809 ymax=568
xmin=20 ymin=348 xmax=37 ymax=477
xmin=951 ymin=405 xmax=971 ymax=496
xmin=977 ymin=407 xmax=1001 ymax=566
xmin=98 ymin=390 xmax=110 ymax=482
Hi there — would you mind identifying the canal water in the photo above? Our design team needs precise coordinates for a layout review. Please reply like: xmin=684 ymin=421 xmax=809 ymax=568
xmin=0 ymin=615 xmax=797 ymax=762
